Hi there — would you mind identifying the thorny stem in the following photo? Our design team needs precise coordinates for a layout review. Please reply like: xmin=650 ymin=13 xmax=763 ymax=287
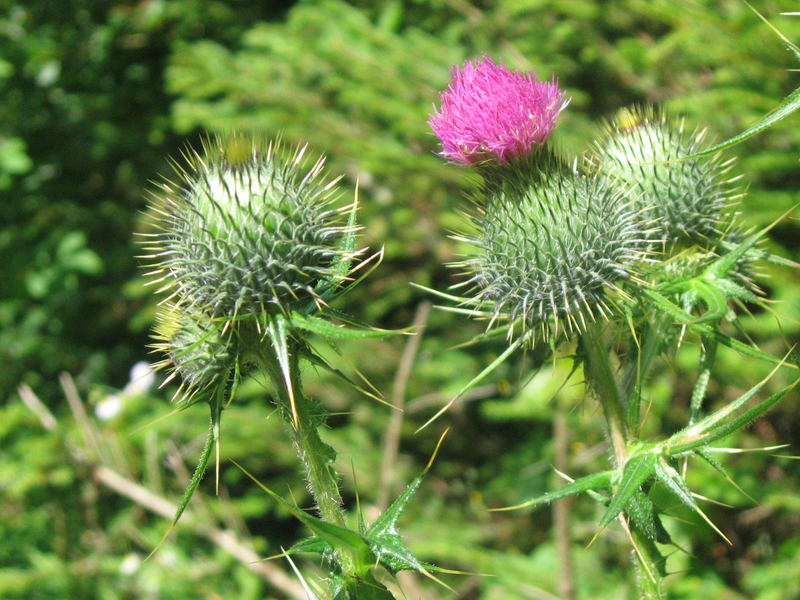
xmin=256 ymin=344 xmax=353 ymax=573
xmin=582 ymin=324 xmax=665 ymax=600
xmin=582 ymin=324 xmax=627 ymax=464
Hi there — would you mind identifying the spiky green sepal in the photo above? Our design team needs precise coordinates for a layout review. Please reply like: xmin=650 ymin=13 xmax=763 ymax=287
xmin=142 ymin=135 xmax=353 ymax=323
xmin=592 ymin=106 xmax=736 ymax=248
xmin=460 ymin=152 xmax=647 ymax=340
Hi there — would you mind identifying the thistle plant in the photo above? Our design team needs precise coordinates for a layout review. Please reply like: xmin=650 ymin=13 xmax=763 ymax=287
xmin=141 ymin=135 xmax=438 ymax=599
xmin=428 ymin=54 xmax=799 ymax=598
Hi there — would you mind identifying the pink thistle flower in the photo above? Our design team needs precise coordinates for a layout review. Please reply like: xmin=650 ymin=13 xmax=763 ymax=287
xmin=429 ymin=55 xmax=569 ymax=166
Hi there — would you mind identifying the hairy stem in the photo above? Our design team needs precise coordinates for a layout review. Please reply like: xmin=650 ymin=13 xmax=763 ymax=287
xmin=256 ymin=344 xmax=352 ymax=571
xmin=582 ymin=324 xmax=665 ymax=600
xmin=582 ymin=324 xmax=627 ymax=464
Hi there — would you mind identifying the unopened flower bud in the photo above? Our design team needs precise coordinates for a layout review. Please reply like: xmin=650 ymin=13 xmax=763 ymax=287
xmin=142 ymin=135 xmax=350 ymax=322
xmin=461 ymin=155 xmax=645 ymax=338
xmin=593 ymin=107 xmax=734 ymax=247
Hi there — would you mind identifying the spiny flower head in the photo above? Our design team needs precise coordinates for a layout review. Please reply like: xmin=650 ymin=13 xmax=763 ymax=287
xmin=459 ymin=153 xmax=647 ymax=339
xmin=141 ymin=135 xmax=355 ymax=323
xmin=592 ymin=106 xmax=737 ymax=248
xmin=429 ymin=55 xmax=569 ymax=166
xmin=151 ymin=305 xmax=237 ymax=407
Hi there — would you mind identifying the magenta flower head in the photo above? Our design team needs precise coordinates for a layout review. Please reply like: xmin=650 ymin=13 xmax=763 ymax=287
xmin=429 ymin=55 xmax=569 ymax=166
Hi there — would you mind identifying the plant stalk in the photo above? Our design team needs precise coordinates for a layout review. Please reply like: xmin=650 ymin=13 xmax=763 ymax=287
xmin=256 ymin=344 xmax=353 ymax=572
xmin=582 ymin=324 xmax=665 ymax=599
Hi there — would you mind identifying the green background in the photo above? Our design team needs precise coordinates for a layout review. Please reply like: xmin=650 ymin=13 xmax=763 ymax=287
xmin=2 ymin=1 xmax=799 ymax=598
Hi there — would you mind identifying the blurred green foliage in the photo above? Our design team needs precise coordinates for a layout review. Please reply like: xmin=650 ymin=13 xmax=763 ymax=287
xmin=2 ymin=0 xmax=799 ymax=598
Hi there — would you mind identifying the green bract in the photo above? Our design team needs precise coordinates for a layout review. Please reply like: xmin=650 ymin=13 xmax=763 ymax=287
xmin=143 ymin=136 xmax=349 ymax=322
xmin=593 ymin=107 xmax=736 ymax=248
xmin=460 ymin=155 xmax=646 ymax=338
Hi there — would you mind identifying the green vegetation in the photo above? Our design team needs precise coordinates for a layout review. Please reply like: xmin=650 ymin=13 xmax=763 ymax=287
xmin=2 ymin=1 xmax=799 ymax=598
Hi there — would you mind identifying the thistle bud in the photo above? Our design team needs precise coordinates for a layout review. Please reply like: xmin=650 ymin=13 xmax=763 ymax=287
xmin=142 ymin=135 xmax=350 ymax=323
xmin=151 ymin=305 xmax=237 ymax=406
xmin=460 ymin=154 xmax=646 ymax=338
xmin=593 ymin=107 xmax=734 ymax=247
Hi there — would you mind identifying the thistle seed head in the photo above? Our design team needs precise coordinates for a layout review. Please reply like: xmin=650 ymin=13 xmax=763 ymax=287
xmin=460 ymin=154 xmax=646 ymax=339
xmin=142 ymin=135 xmax=350 ymax=322
xmin=592 ymin=106 xmax=734 ymax=248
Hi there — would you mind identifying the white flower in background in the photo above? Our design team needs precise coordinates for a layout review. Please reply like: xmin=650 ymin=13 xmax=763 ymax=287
xmin=95 ymin=361 xmax=156 ymax=421
xmin=95 ymin=394 xmax=123 ymax=421
xmin=119 ymin=552 xmax=142 ymax=575
xmin=124 ymin=361 xmax=155 ymax=396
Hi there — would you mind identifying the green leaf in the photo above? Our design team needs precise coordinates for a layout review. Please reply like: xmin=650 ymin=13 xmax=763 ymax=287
xmin=654 ymin=457 xmax=731 ymax=543
xmin=491 ymin=470 xmax=615 ymax=512
xmin=232 ymin=460 xmax=374 ymax=571
xmin=417 ymin=330 xmax=531 ymax=432
xmin=669 ymin=384 xmax=796 ymax=454
xmin=686 ymin=280 xmax=729 ymax=324
xmin=667 ymin=360 xmax=796 ymax=453
xmin=287 ymin=535 xmax=332 ymax=556
xmin=643 ymin=288 xmax=796 ymax=368
xmin=626 ymin=489 xmax=671 ymax=545
xmin=654 ymin=459 xmax=695 ymax=510
xmin=682 ymin=85 xmax=800 ymax=158
xmin=599 ymin=453 xmax=657 ymax=529
xmin=367 ymin=476 xmax=422 ymax=538
xmin=694 ymin=448 xmax=757 ymax=502
xmin=689 ymin=336 xmax=717 ymax=424
xmin=705 ymin=230 xmax=763 ymax=280
xmin=290 ymin=311 xmax=398 ymax=340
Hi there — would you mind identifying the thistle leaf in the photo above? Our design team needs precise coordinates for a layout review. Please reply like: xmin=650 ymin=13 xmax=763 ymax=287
xmin=416 ymin=330 xmax=531 ymax=432
xmin=367 ymin=476 xmax=423 ymax=538
xmin=491 ymin=470 xmax=615 ymax=511
xmin=681 ymin=86 xmax=800 ymax=158
xmin=288 ymin=535 xmax=332 ymax=556
xmin=599 ymin=453 xmax=657 ymax=529
xmin=644 ymin=288 xmax=797 ymax=368
xmin=626 ymin=489 xmax=672 ymax=545
xmin=233 ymin=460 xmax=374 ymax=572
xmin=290 ymin=311 xmax=399 ymax=340
xmin=669 ymin=383 xmax=796 ymax=454
xmin=266 ymin=315 xmax=298 ymax=425
xmin=654 ymin=458 xmax=731 ymax=543
xmin=694 ymin=449 xmax=757 ymax=503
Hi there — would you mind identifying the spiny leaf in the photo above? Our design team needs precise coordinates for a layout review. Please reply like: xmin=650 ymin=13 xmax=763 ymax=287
xmin=491 ymin=470 xmax=615 ymax=512
xmin=367 ymin=476 xmax=422 ymax=538
xmin=146 ymin=384 xmax=226 ymax=560
xmin=689 ymin=336 xmax=716 ymax=424
xmin=694 ymin=449 xmax=756 ymax=503
xmin=685 ymin=280 xmax=729 ymax=324
xmin=705 ymin=205 xmax=798 ymax=279
xmin=266 ymin=315 xmax=298 ymax=425
xmin=667 ymin=358 xmax=796 ymax=454
xmin=291 ymin=311 xmax=399 ymax=340
xmin=626 ymin=489 xmax=672 ymax=545
xmin=681 ymin=86 xmax=800 ymax=158
xmin=654 ymin=458 xmax=731 ymax=543
xmin=416 ymin=330 xmax=531 ymax=432
xmin=643 ymin=288 xmax=797 ymax=368
xmin=232 ymin=460 xmax=374 ymax=571
xmin=287 ymin=535 xmax=332 ymax=556
xmin=670 ymin=383 xmax=797 ymax=454
xmin=599 ymin=453 xmax=657 ymax=529
xmin=300 ymin=346 xmax=384 ymax=405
